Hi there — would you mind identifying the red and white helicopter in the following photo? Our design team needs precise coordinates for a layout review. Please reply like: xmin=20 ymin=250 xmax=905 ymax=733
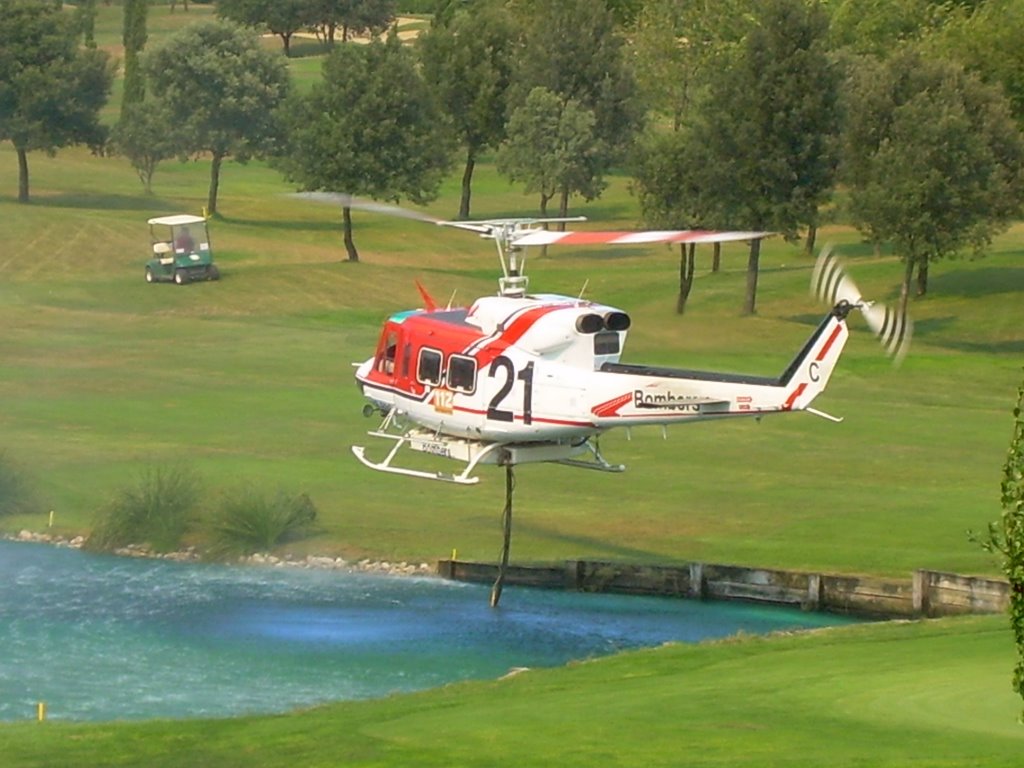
xmin=330 ymin=197 xmax=911 ymax=486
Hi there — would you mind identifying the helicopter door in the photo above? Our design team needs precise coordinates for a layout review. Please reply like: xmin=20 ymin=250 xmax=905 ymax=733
xmin=374 ymin=327 xmax=400 ymax=381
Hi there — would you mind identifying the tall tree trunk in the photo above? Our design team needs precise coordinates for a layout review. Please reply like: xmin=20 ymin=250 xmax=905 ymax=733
xmin=916 ymin=259 xmax=929 ymax=297
xmin=676 ymin=243 xmax=696 ymax=315
xmin=342 ymin=205 xmax=359 ymax=262
xmin=558 ymin=186 xmax=569 ymax=220
xmin=16 ymin=147 xmax=30 ymax=203
xmin=743 ymin=238 xmax=761 ymax=316
xmin=458 ymin=147 xmax=475 ymax=220
xmin=711 ymin=242 xmax=721 ymax=273
xmin=805 ymin=224 xmax=817 ymax=255
xmin=282 ymin=33 xmax=292 ymax=57
xmin=899 ymin=255 xmax=915 ymax=321
xmin=207 ymin=152 xmax=223 ymax=216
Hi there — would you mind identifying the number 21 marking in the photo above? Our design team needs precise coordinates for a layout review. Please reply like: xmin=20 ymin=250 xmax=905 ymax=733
xmin=487 ymin=355 xmax=533 ymax=424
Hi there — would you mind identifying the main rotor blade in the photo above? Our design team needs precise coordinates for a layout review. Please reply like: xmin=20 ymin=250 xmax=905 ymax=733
xmin=510 ymin=229 xmax=772 ymax=247
xmin=289 ymin=192 xmax=443 ymax=225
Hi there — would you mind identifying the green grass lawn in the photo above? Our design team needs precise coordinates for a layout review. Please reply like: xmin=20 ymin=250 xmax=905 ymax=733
xmin=1 ymin=7 xmax=1023 ymax=762
xmin=2 ymin=142 xmax=1020 ymax=579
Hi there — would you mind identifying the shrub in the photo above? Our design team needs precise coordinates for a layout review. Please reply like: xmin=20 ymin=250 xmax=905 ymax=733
xmin=0 ymin=450 xmax=32 ymax=517
xmin=207 ymin=487 xmax=318 ymax=558
xmin=86 ymin=465 xmax=202 ymax=553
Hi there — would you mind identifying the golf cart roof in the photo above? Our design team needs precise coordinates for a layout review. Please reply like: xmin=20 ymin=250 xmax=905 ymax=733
xmin=148 ymin=214 xmax=207 ymax=226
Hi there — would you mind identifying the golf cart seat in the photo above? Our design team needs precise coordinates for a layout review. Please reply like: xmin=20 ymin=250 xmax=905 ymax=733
xmin=152 ymin=241 xmax=174 ymax=265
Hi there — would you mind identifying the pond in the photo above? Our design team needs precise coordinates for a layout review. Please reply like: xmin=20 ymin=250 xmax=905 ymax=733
xmin=0 ymin=540 xmax=860 ymax=722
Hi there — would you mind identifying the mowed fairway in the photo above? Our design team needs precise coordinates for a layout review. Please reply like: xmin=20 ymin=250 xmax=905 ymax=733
xmin=1 ymin=4 xmax=1023 ymax=762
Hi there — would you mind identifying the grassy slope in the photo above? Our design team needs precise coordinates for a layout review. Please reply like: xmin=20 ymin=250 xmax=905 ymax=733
xmin=0 ymin=617 xmax=1020 ymax=767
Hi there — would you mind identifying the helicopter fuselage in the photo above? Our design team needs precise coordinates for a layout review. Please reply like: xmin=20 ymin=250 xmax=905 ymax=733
xmin=355 ymin=292 xmax=850 ymax=448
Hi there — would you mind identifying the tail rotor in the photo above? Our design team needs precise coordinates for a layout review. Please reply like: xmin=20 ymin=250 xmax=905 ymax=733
xmin=811 ymin=246 xmax=912 ymax=365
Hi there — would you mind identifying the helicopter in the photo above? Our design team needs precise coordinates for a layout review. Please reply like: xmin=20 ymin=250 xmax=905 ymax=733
xmin=329 ymin=196 xmax=913 ymax=486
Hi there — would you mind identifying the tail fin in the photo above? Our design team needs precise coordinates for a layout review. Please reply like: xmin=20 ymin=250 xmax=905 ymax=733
xmin=779 ymin=306 xmax=851 ymax=412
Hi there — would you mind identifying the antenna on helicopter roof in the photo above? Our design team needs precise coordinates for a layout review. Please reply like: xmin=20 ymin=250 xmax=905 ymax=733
xmin=577 ymin=278 xmax=590 ymax=302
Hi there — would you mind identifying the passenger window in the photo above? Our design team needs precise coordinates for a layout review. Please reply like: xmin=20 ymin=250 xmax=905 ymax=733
xmin=417 ymin=348 xmax=443 ymax=386
xmin=448 ymin=355 xmax=477 ymax=394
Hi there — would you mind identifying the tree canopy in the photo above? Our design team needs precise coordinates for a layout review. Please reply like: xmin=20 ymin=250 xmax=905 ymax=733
xmin=0 ymin=0 xmax=113 ymax=203
xmin=278 ymin=31 xmax=454 ymax=261
xmin=145 ymin=20 xmax=291 ymax=215
xmin=840 ymin=48 xmax=1024 ymax=312
xmin=497 ymin=87 xmax=604 ymax=217
xmin=418 ymin=2 xmax=516 ymax=219
xmin=634 ymin=0 xmax=839 ymax=315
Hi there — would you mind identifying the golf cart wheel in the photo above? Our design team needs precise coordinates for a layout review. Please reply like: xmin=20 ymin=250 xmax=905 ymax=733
xmin=145 ymin=267 xmax=155 ymax=284
xmin=207 ymin=265 xmax=220 ymax=281
xmin=173 ymin=269 xmax=189 ymax=285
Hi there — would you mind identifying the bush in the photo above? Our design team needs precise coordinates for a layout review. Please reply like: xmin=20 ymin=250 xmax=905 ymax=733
xmin=207 ymin=487 xmax=318 ymax=558
xmin=86 ymin=465 xmax=201 ymax=553
xmin=0 ymin=450 xmax=33 ymax=517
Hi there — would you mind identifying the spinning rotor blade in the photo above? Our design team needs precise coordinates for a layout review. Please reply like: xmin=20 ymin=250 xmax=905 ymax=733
xmin=812 ymin=246 xmax=912 ymax=365
xmin=289 ymin=192 xmax=444 ymax=225
xmin=511 ymin=229 xmax=771 ymax=247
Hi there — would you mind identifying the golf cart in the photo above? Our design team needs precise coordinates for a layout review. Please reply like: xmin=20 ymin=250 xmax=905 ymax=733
xmin=145 ymin=214 xmax=220 ymax=284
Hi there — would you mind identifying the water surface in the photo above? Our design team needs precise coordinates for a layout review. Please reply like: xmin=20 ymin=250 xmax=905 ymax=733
xmin=0 ymin=540 xmax=858 ymax=721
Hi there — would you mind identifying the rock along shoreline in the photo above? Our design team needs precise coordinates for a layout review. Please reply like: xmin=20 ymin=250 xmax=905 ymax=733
xmin=5 ymin=529 xmax=435 ymax=578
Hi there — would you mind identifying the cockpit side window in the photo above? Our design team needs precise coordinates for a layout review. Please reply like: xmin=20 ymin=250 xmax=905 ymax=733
xmin=417 ymin=347 xmax=443 ymax=386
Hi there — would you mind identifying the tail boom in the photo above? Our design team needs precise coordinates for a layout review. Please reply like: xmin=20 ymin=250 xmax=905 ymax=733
xmin=589 ymin=305 xmax=851 ymax=427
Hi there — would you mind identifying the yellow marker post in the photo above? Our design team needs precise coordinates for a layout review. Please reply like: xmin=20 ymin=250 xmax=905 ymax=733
xmin=451 ymin=548 xmax=457 ymax=561
xmin=48 ymin=510 xmax=54 ymax=529
xmin=37 ymin=702 xmax=46 ymax=722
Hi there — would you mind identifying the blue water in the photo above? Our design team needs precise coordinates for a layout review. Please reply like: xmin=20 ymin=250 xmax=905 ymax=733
xmin=0 ymin=540 xmax=858 ymax=722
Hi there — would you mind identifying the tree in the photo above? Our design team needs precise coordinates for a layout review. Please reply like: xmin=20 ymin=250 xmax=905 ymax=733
xmin=418 ymin=2 xmax=517 ymax=219
xmin=76 ymin=0 xmax=99 ymax=48
xmin=840 ymin=49 xmax=1024 ymax=314
xmin=974 ymin=373 xmax=1024 ymax=721
xmin=306 ymin=0 xmax=396 ymax=45
xmin=0 ymin=0 xmax=114 ymax=203
xmin=506 ymin=0 xmax=642 ymax=216
xmin=497 ymin=87 xmax=605 ymax=218
xmin=277 ymin=31 xmax=454 ymax=261
xmin=827 ymin=0 xmax=952 ymax=55
xmin=634 ymin=128 xmax=724 ymax=314
xmin=216 ymin=0 xmax=310 ymax=57
xmin=121 ymin=0 xmax=148 ymax=116
xmin=936 ymin=0 xmax=1024 ymax=125
xmin=110 ymin=101 xmax=176 ymax=194
xmin=145 ymin=21 xmax=290 ymax=215
xmin=636 ymin=0 xmax=839 ymax=315
xmin=630 ymin=0 xmax=753 ymax=131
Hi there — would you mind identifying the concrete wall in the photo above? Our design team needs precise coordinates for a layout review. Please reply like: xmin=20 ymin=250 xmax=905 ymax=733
xmin=436 ymin=559 xmax=1010 ymax=618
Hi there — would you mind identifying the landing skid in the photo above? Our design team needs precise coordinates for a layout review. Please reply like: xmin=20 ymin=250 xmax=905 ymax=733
xmin=352 ymin=412 xmax=625 ymax=484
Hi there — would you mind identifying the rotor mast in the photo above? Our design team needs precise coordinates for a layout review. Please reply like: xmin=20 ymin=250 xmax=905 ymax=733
xmin=439 ymin=216 xmax=587 ymax=298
